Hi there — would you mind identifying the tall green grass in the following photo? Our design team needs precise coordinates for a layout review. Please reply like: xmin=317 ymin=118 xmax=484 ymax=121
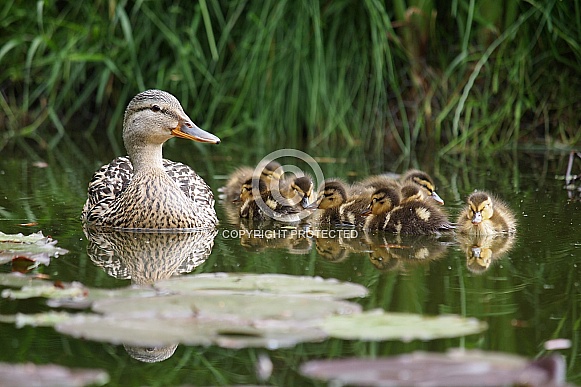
xmin=1 ymin=0 xmax=580 ymax=155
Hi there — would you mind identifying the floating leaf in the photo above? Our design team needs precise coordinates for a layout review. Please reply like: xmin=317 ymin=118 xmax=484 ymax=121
xmin=2 ymin=281 xmax=88 ymax=300
xmin=56 ymin=314 xmax=327 ymax=349
xmin=92 ymin=293 xmax=361 ymax=322
xmin=0 ymin=362 xmax=108 ymax=387
xmin=15 ymin=311 xmax=77 ymax=328
xmin=321 ymin=310 xmax=487 ymax=341
xmin=155 ymin=273 xmax=368 ymax=299
xmin=0 ymin=272 xmax=48 ymax=288
xmin=300 ymin=350 xmax=567 ymax=387
xmin=0 ymin=231 xmax=68 ymax=266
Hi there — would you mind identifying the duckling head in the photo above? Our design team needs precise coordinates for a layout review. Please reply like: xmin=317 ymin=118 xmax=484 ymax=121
xmin=239 ymin=178 xmax=268 ymax=203
xmin=366 ymin=187 xmax=400 ymax=215
xmin=259 ymin=161 xmax=284 ymax=186
xmin=467 ymin=192 xmax=494 ymax=225
xmin=400 ymin=184 xmax=423 ymax=203
xmin=311 ymin=180 xmax=347 ymax=210
xmin=290 ymin=176 xmax=316 ymax=208
xmin=402 ymin=169 xmax=444 ymax=205
xmin=123 ymin=90 xmax=220 ymax=167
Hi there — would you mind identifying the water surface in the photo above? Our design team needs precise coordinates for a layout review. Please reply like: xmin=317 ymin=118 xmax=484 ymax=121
xmin=0 ymin=140 xmax=580 ymax=385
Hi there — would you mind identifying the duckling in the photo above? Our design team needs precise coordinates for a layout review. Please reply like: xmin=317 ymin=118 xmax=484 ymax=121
xmin=82 ymin=90 xmax=220 ymax=230
xmin=364 ymin=187 xmax=453 ymax=234
xmin=309 ymin=179 xmax=369 ymax=225
xmin=238 ymin=177 xmax=298 ymax=220
xmin=400 ymin=169 xmax=444 ymax=205
xmin=219 ymin=160 xmax=283 ymax=202
xmin=457 ymin=191 xmax=516 ymax=235
xmin=280 ymin=175 xmax=316 ymax=209
xmin=352 ymin=174 xmax=401 ymax=196
xmin=309 ymin=179 xmax=348 ymax=224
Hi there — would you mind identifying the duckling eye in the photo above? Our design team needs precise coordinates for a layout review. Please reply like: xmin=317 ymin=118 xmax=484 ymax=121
xmin=150 ymin=104 xmax=162 ymax=112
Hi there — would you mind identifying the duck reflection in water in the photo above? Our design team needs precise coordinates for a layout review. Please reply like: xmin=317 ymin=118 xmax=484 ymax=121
xmin=457 ymin=233 xmax=516 ymax=274
xmin=84 ymin=227 xmax=217 ymax=362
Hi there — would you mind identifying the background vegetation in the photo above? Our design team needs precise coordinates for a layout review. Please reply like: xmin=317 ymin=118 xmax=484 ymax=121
xmin=1 ymin=0 xmax=580 ymax=155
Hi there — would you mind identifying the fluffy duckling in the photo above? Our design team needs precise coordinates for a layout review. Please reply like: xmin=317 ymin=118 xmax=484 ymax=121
xmin=400 ymin=169 xmax=445 ymax=205
xmin=220 ymin=160 xmax=283 ymax=202
xmin=457 ymin=191 xmax=516 ymax=235
xmin=364 ymin=187 xmax=453 ymax=234
xmin=280 ymin=175 xmax=316 ymax=209
xmin=309 ymin=179 xmax=348 ymax=224
xmin=238 ymin=178 xmax=297 ymax=220
xmin=352 ymin=174 xmax=401 ymax=195
xmin=309 ymin=179 xmax=371 ymax=226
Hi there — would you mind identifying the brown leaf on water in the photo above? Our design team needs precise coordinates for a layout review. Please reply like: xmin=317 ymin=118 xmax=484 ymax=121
xmin=11 ymin=256 xmax=35 ymax=273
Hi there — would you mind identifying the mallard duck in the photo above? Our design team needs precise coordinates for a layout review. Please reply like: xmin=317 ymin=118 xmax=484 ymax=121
xmin=457 ymin=191 xmax=516 ymax=235
xmin=82 ymin=90 xmax=220 ymax=230
xmin=238 ymin=177 xmax=298 ymax=220
xmin=310 ymin=179 xmax=368 ymax=225
xmin=400 ymin=169 xmax=445 ymax=205
xmin=219 ymin=160 xmax=283 ymax=202
xmin=364 ymin=187 xmax=453 ymax=234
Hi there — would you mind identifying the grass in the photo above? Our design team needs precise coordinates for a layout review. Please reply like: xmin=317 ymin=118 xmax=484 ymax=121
xmin=0 ymin=0 xmax=580 ymax=155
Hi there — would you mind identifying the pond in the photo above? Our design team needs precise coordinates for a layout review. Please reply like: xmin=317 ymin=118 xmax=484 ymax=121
xmin=0 ymin=137 xmax=580 ymax=386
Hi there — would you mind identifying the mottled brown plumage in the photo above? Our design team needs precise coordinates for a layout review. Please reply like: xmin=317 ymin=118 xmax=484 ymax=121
xmin=82 ymin=90 xmax=220 ymax=230
xmin=219 ymin=161 xmax=283 ymax=202
xmin=400 ymin=169 xmax=445 ymax=205
xmin=457 ymin=191 xmax=516 ymax=235
xmin=364 ymin=187 xmax=453 ymax=234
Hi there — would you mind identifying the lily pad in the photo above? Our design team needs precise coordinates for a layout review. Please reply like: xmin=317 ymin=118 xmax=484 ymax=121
xmin=321 ymin=310 xmax=487 ymax=341
xmin=154 ymin=273 xmax=368 ymax=299
xmin=56 ymin=314 xmax=327 ymax=349
xmin=2 ymin=281 xmax=88 ymax=300
xmin=300 ymin=350 xmax=567 ymax=387
xmin=0 ymin=231 xmax=68 ymax=265
xmin=92 ymin=293 xmax=361 ymax=322
xmin=0 ymin=362 xmax=108 ymax=387
xmin=0 ymin=272 xmax=50 ymax=288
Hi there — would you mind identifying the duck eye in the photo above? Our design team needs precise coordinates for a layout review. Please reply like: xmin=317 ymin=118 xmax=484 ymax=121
xmin=150 ymin=104 xmax=161 ymax=112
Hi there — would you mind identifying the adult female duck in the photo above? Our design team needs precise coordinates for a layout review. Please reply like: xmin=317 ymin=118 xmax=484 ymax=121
xmin=82 ymin=90 xmax=220 ymax=229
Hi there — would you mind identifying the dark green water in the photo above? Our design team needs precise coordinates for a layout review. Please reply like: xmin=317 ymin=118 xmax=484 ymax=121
xmin=0 ymin=138 xmax=580 ymax=386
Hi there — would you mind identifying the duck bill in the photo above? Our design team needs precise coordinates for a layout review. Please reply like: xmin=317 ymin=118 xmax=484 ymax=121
xmin=471 ymin=212 xmax=483 ymax=225
xmin=305 ymin=196 xmax=323 ymax=210
xmin=361 ymin=204 xmax=372 ymax=216
xmin=300 ymin=195 xmax=310 ymax=209
xmin=431 ymin=191 xmax=444 ymax=205
xmin=172 ymin=122 xmax=220 ymax=144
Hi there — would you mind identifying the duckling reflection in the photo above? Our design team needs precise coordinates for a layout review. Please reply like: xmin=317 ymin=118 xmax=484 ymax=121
xmin=237 ymin=222 xmax=313 ymax=254
xmin=83 ymin=226 xmax=217 ymax=363
xmin=364 ymin=233 xmax=449 ymax=272
xmin=457 ymin=233 xmax=516 ymax=274
xmin=311 ymin=228 xmax=367 ymax=262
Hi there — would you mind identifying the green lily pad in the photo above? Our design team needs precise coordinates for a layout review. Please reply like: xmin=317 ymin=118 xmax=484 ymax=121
xmin=321 ymin=310 xmax=487 ymax=341
xmin=92 ymin=293 xmax=361 ymax=322
xmin=0 ymin=231 xmax=68 ymax=265
xmin=300 ymin=350 xmax=566 ymax=387
xmin=0 ymin=273 xmax=49 ymax=288
xmin=56 ymin=314 xmax=327 ymax=349
xmin=0 ymin=311 xmax=76 ymax=328
xmin=154 ymin=273 xmax=368 ymax=299
xmin=2 ymin=282 xmax=88 ymax=300
xmin=0 ymin=362 xmax=108 ymax=387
